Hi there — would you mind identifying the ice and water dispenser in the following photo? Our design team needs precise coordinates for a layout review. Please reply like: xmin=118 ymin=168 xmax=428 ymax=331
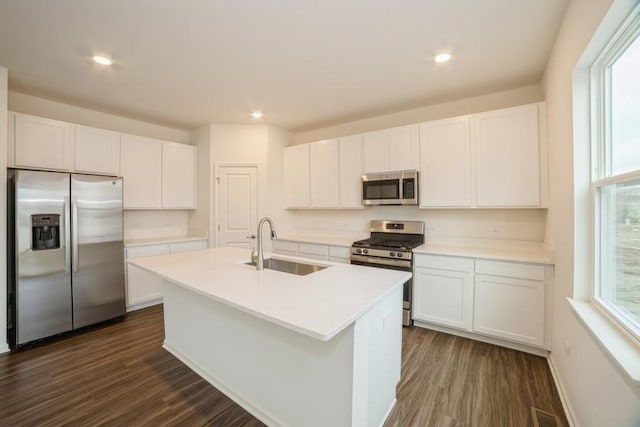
xmin=31 ymin=214 xmax=60 ymax=251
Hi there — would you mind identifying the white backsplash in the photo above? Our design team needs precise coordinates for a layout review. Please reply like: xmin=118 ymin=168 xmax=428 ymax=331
xmin=123 ymin=210 xmax=190 ymax=240
xmin=286 ymin=207 xmax=547 ymax=242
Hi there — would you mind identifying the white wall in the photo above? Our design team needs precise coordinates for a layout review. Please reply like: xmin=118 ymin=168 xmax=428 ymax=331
xmin=543 ymin=0 xmax=640 ymax=425
xmin=198 ymin=124 xmax=292 ymax=247
xmin=288 ymin=85 xmax=548 ymax=242
xmin=294 ymin=85 xmax=543 ymax=144
xmin=188 ymin=125 xmax=212 ymax=237
xmin=0 ymin=67 xmax=8 ymax=352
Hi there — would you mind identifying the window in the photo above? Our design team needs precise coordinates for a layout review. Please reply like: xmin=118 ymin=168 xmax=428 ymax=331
xmin=592 ymin=9 xmax=640 ymax=341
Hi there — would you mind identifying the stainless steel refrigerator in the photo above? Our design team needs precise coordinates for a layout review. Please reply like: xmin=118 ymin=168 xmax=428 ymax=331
xmin=7 ymin=169 xmax=125 ymax=348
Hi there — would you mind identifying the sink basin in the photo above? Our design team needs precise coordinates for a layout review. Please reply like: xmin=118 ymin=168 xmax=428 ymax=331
xmin=245 ymin=258 xmax=329 ymax=276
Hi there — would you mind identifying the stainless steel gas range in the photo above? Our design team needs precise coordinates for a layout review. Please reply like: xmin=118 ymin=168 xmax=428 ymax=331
xmin=350 ymin=220 xmax=425 ymax=326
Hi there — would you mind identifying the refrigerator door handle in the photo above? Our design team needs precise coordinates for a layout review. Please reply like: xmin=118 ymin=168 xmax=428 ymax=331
xmin=72 ymin=195 xmax=79 ymax=273
xmin=64 ymin=195 xmax=71 ymax=273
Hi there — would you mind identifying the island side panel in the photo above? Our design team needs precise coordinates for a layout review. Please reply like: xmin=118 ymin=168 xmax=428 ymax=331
xmin=351 ymin=284 xmax=403 ymax=427
xmin=161 ymin=279 xmax=356 ymax=427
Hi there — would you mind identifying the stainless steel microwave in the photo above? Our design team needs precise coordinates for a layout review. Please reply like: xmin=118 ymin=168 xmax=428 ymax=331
xmin=362 ymin=171 xmax=418 ymax=205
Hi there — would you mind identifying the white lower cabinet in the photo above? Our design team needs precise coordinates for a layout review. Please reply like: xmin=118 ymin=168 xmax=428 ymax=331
xmin=413 ymin=255 xmax=474 ymax=331
xmin=413 ymin=254 xmax=551 ymax=352
xmin=272 ymin=240 xmax=351 ymax=264
xmin=125 ymin=239 xmax=207 ymax=311
xmin=473 ymin=260 xmax=546 ymax=347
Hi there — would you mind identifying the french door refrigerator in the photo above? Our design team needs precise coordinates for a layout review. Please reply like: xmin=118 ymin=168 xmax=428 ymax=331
xmin=7 ymin=169 xmax=125 ymax=348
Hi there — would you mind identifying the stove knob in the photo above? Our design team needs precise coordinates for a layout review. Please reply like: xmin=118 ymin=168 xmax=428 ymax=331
xmin=396 ymin=252 xmax=403 ymax=258
xmin=389 ymin=251 xmax=396 ymax=257
xmin=362 ymin=249 xmax=369 ymax=255
xmin=356 ymin=248 xmax=362 ymax=254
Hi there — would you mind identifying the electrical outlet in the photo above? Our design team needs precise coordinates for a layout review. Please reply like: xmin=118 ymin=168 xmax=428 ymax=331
xmin=427 ymin=226 xmax=438 ymax=233
xmin=491 ymin=227 xmax=501 ymax=234
xmin=564 ymin=339 xmax=571 ymax=357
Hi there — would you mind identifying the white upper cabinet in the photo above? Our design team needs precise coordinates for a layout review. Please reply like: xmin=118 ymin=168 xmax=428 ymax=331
xmin=284 ymin=144 xmax=310 ymax=208
xmin=362 ymin=131 xmax=388 ymax=173
xmin=13 ymin=113 xmax=74 ymax=171
xmin=389 ymin=125 xmax=419 ymax=171
xmin=363 ymin=125 xmax=419 ymax=173
xmin=162 ymin=142 xmax=197 ymax=209
xmin=120 ymin=135 xmax=162 ymax=209
xmin=473 ymin=104 xmax=542 ymax=207
xmin=74 ymin=125 xmax=121 ymax=176
xmin=338 ymin=135 xmax=363 ymax=208
xmin=310 ymin=139 xmax=339 ymax=208
xmin=419 ymin=117 xmax=472 ymax=207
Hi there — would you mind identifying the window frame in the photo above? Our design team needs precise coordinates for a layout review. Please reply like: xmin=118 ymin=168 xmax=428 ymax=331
xmin=590 ymin=6 xmax=640 ymax=342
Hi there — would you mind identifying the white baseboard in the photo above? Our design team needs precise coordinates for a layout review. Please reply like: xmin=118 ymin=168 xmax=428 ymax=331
xmin=547 ymin=355 xmax=579 ymax=427
xmin=413 ymin=321 xmax=550 ymax=357
xmin=126 ymin=296 xmax=163 ymax=312
xmin=0 ymin=342 xmax=9 ymax=354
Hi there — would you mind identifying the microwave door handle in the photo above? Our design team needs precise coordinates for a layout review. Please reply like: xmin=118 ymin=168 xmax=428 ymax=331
xmin=399 ymin=178 xmax=403 ymax=200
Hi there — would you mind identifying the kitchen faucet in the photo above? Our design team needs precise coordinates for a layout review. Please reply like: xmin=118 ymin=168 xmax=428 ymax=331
xmin=255 ymin=217 xmax=277 ymax=270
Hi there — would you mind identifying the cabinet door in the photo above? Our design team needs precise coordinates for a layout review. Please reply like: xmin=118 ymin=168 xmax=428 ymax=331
xmin=413 ymin=260 xmax=474 ymax=331
xmin=362 ymin=130 xmax=388 ymax=173
xmin=284 ymin=145 xmax=310 ymax=208
xmin=125 ymin=244 xmax=170 ymax=311
xmin=338 ymin=135 xmax=363 ymax=208
xmin=473 ymin=274 xmax=545 ymax=347
xmin=388 ymin=125 xmax=419 ymax=171
xmin=419 ymin=117 xmax=472 ymax=207
xmin=272 ymin=240 xmax=298 ymax=256
xmin=473 ymin=104 xmax=541 ymax=206
xmin=14 ymin=113 xmax=74 ymax=171
xmin=162 ymin=142 xmax=197 ymax=209
xmin=120 ymin=135 xmax=162 ymax=209
xmin=310 ymin=140 xmax=339 ymax=208
xmin=74 ymin=125 xmax=121 ymax=175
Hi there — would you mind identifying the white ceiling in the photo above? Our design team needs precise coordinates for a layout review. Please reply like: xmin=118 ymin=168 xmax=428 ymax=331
xmin=0 ymin=0 xmax=568 ymax=133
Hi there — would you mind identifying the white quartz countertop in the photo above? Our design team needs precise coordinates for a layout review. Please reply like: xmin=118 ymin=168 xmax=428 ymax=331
xmin=129 ymin=246 xmax=410 ymax=341
xmin=414 ymin=239 xmax=554 ymax=264
xmin=124 ymin=235 xmax=208 ymax=248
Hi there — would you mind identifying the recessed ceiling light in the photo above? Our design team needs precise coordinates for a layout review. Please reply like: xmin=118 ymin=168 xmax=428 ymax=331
xmin=251 ymin=112 xmax=264 ymax=119
xmin=92 ymin=55 xmax=112 ymax=66
xmin=434 ymin=53 xmax=452 ymax=63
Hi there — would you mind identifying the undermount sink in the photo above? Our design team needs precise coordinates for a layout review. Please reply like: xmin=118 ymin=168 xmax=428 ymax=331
xmin=246 ymin=258 xmax=329 ymax=276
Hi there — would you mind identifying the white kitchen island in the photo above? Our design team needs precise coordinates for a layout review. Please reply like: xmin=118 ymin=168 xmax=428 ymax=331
xmin=129 ymin=246 xmax=410 ymax=427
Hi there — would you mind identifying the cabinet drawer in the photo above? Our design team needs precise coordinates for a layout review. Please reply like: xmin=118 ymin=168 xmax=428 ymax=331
xmin=273 ymin=240 xmax=299 ymax=255
xmin=475 ymin=260 xmax=545 ymax=281
xmin=329 ymin=245 xmax=350 ymax=258
xmin=170 ymin=240 xmax=207 ymax=253
xmin=126 ymin=244 xmax=170 ymax=259
xmin=414 ymin=254 xmax=474 ymax=271
xmin=298 ymin=243 xmax=328 ymax=257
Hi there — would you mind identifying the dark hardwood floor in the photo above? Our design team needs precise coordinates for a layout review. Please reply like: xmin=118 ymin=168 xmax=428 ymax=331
xmin=0 ymin=305 xmax=567 ymax=427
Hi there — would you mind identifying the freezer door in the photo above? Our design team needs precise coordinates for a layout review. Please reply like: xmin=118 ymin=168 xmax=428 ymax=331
xmin=71 ymin=174 xmax=125 ymax=328
xmin=14 ymin=170 xmax=72 ymax=345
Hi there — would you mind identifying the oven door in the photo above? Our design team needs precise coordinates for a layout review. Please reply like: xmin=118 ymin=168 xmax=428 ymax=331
xmin=350 ymin=259 xmax=413 ymax=326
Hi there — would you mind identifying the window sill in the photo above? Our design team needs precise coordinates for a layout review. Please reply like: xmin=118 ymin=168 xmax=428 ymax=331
xmin=568 ymin=298 xmax=640 ymax=386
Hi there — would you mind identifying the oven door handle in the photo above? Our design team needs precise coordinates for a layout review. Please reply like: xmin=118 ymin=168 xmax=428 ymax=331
xmin=350 ymin=254 xmax=412 ymax=269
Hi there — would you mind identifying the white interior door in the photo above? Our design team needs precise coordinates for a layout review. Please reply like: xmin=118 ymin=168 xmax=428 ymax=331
xmin=216 ymin=166 xmax=258 ymax=248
